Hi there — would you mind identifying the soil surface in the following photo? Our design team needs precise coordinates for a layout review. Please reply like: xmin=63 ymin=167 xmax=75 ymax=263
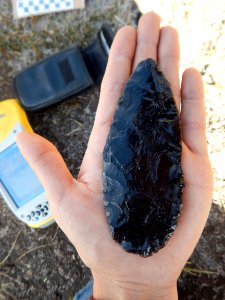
xmin=0 ymin=1 xmax=224 ymax=299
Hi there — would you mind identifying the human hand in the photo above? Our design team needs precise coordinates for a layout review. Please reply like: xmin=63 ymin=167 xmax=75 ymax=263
xmin=17 ymin=12 xmax=213 ymax=300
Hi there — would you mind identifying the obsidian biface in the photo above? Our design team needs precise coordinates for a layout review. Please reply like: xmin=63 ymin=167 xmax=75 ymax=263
xmin=103 ymin=58 xmax=184 ymax=257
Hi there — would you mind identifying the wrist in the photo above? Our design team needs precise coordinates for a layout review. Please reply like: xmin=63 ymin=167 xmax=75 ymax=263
xmin=92 ymin=273 xmax=178 ymax=300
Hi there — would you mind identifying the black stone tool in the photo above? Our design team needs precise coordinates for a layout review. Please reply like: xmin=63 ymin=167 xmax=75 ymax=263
xmin=103 ymin=58 xmax=184 ymax=257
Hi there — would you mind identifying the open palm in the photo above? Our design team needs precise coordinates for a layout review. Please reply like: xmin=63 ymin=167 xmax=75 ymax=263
xmin=17 ymin=12 xmax=213 ymax=299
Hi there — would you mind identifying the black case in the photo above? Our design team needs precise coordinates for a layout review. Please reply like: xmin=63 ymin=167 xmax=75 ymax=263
xmin=14 ymin=23 xmax=114 ymax=111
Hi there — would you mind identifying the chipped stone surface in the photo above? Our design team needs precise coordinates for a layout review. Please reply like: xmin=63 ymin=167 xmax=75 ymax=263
xmin=0 ymin=0 xmax=224 ymax=299
xmin=103 ymin=59 xmax=183 ymax=257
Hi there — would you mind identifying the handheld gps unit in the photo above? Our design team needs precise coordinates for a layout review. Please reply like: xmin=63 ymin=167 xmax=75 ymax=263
xmin=0 ymin=99 xmax=54 ymax=228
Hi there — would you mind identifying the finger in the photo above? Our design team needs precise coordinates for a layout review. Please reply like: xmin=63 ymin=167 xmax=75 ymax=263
xmin=158 ymin=26 xmax=181 ymax=111
xmin=16 ymin=132 xmax=75 ymax=209
xmin=132 ymin=11 xmax=161 ymax=71
xmin=16 ymin=133 xmax=116 ymax=265
xmin=163 ymin=144 xmax=213 ymax=264
xmin=181 ymin=68 xmax=208 ymax=155
xmin=93 ymin=26 xmax=136 ymax=132
xmin=79 ymin=26 xmax=136 ymax=185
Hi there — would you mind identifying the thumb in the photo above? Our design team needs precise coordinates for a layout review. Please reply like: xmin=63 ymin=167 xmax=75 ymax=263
xmin=16 ymin=132 xmax=113 ymax=266
xmin=16 ymin=132 xmax=75 ymax=221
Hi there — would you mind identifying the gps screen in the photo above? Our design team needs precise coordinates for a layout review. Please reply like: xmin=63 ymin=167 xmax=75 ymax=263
xmin=0 ymin=143 xmax=44 ymax=208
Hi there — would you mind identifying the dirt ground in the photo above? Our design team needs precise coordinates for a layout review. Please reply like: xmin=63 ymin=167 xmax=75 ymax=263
xmin=0 ymin=0 xmax=224 ymax=299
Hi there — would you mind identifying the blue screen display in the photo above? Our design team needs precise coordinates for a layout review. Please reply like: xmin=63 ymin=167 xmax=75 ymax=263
xmin=0 ymin=143 xmax=44 ymax=208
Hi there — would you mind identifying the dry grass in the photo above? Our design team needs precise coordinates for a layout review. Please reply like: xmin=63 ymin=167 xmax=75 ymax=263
xmin=0 ymin=0 xmax=224 ymax=299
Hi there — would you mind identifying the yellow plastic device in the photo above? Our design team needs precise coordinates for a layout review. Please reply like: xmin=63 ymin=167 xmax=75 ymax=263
xmin=0 ymin=99 xmax=32 ymax=142
xmin=0 ymin=99 xmax=54 ymax=228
